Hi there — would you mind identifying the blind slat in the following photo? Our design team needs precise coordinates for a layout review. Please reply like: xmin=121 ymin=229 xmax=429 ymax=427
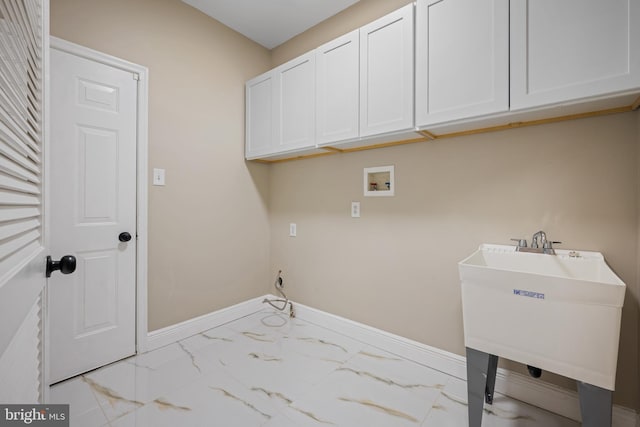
xmin=0 ymin=240 xmax=40 ymax=283
xmin=0 ymin=75 xmax=27 ymax=123
xmin=0 ymin=90 xmax=31 ymax=140
xmin=0 ymin=35 xmax=27 ymax=111
xmin=0 ymin=21 xmax=29 ymax=105
xmin=17 ymin=2 xmax=41 ymax=69
xmin=0 ymin=228 xmax=39 ymax=260
xmin=0 ymin=189 xmax=39 ymax=206
xmin=0 ymin=154 xmax=40 ymax=183
xmin=0 ymin=137 xmax=41 ymax=177
xmin=24 ymin=2 xmax=41 ymax=44
xmin=0 ymin=172 xmax=39 ymax=194
xmin=15 ymin=1 xmax=40 ymax=60
xmin=0 ymin=157 xmax=39 ymax=184
xmin=0 ymin=115 xmax=40 ymax=160
xmin=0 ymin=206 xmax=39 ymax=222
xmin=0 ymin=105 xmax=40 ymax=155
xmin=0 ymin=218 xmax=39 ymax=241
xmin=0 ymin=28 xmax=28 ymax=123
xmin=0 ymin=2 xmax=38 ymax=64
xmin=0 ymin=31 xmax=29 ymax=97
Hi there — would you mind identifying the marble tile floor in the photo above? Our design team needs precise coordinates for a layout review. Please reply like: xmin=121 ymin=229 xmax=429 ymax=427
xmin=50 ymin=309 xmax=579 ymax=427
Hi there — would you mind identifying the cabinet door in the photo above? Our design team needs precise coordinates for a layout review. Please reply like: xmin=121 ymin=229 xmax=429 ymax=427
xmin=274 ymin=52 xmax=316 ymax=151
xmin=415 ymin=0 xmax=509 ymax=127
xmin=316 ymin=30 xmax=359 ymax=146
xmin=511 ymin=0 xmax=640 ymax=110
xmin=245 ymin=72 xmax=275 ymax=159
xmin=360 ymin=4 xmax=414 ymax=137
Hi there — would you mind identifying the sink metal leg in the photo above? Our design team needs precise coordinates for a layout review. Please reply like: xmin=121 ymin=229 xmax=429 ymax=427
xmin=466 ymin=347 xmax=498 ymax=427
xmin=578 ymin=382 xmax=612 ymax=427
xmin=485 ymin=353 xmax=498 ymax=404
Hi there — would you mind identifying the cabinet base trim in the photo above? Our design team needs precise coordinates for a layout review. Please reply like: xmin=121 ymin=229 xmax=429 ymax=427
xmin=431 ymin=105 xmax=633 ymax=140
xmin=247 ymin=103 xmax=635 ymax=163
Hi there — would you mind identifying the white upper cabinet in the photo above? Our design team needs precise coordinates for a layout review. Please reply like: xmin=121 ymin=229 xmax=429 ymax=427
xmin=510 ymin=0 xmax=640 ymax=111
xmin=316 ymin=30 xmax=360 ymax=146
xmin=246 ymin=1 xmax=640 ymax=160
xmin=274 ymin=51 xmax=317 ymax=151
xmin=359 ymin=4 xmax=415 ymax=138
xmin=245 ymin=73 xmax=275 ymax=159
xmin=415 ymin=0 xmax=509 ymax=127
xmin=245 ymin=52 xmax=318 ymax=160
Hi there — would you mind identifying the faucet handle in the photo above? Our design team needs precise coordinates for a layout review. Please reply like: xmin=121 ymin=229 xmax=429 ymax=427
xmin=543 ymin=241 xmax=561 ymax=249
xmin=510 ymin=238 xmax=528 ymax=248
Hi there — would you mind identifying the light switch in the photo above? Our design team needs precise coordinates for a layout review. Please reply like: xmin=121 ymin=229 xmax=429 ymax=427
xmin=153 ymin=168 xmax=165 ymax=186
xmin=289 ymin=223 xmax=297 ymax=237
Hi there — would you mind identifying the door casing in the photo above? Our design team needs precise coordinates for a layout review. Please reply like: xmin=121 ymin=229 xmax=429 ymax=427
xmin=45 ymin=37 xmax=149 ymax=387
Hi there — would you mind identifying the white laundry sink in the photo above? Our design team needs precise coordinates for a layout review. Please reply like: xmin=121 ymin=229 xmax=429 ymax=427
xmin=458 ymin=244 xmax=625 ymax=390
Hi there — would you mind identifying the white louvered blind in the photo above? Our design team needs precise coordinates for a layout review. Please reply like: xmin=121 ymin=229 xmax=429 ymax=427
xmin=0 ymin=0 xmax=43 ymax=285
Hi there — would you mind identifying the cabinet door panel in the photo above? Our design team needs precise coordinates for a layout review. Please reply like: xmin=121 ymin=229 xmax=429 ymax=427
xmin=416 ymin=0 xmax=509 ymax=127
xmin=316 ymin=30 xmax=359 ymax=145
xmin=360 ymin=4 xmax=414 ymax=137
xmin=511 ymin=0 xmax=640 ymax=110
xmin=275 ymin=52 xmax=316 ymax=150
xmin=245 ymin=73 xmax=274 ymax=159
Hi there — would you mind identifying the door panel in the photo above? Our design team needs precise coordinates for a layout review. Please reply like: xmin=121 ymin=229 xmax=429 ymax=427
xmin=245 ymin=74 xmax=274 ymax=159
xmin=75 ymin=250 xmax=117 ymax=336
xmin=510 ymin=0 xmax=640 ymax=109
xmin=275 ymin=52 xmax=316 ymax=150
xmin=77 ymin=126 xmax=118 ymax=222
xmin=415 ymin=0 xmax=509 ymax=126
xmin=316 ymin=30 xmax=360 ymax=146
xmin=359 ymin=4 xmax=414 ymax=137
xmin=49 ymin=47 xmax=137 ymax=383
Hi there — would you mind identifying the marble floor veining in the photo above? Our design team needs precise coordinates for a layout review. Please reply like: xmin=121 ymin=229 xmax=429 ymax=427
xmin=49 ymin=309 xmax=579 ymax=427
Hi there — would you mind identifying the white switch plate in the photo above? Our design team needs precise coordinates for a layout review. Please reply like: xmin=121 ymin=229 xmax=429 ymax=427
xmin=351 ymin=201 xmax=360 ymax=218
xmin=289 ymin=223 xmax=297 ymax=237
xmin=153 ymin=168 xmax=165 ymax=186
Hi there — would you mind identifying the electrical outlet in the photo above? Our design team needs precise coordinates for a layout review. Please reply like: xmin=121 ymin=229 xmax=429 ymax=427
xmin=351 ymin=201 xmax=360 ymax=218
xmin=289 ymin=223 xmax=297 ymax=237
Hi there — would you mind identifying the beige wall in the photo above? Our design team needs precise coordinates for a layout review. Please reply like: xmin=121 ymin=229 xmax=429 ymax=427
xmin=269 ymin=113 xmax=640 ymax=409
xmin=270 ymin=0 xmax=412 ymax=67
xmin=50 ymin=0 xmax=273 ymax=330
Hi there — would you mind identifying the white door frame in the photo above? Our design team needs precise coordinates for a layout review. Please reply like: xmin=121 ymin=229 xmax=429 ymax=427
xmin=46 ymin=37 xmax=149 ymax=386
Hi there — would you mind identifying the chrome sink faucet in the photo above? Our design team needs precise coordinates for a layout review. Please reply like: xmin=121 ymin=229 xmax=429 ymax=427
xmin=531 ymin=230 xmax=547 ymax=249
xmin=512 ymin=230 xmax=560 ymax=255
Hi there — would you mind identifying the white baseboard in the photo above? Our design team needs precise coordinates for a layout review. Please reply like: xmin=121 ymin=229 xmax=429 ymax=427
xmin=291 ymin=300 xmax=639 ymax=427
xmin=142 ymin=295 xmax=639 ymax=427
xmin=144 ymin=296 xmax=266 ymax=352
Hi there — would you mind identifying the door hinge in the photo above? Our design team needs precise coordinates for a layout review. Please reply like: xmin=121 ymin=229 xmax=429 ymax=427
xmin=133 ymin=73 xmax=140 ymax=81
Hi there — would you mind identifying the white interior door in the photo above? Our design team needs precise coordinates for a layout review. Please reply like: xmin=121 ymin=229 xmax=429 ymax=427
xmin=49 ymin=47 xmax=138 ymax=383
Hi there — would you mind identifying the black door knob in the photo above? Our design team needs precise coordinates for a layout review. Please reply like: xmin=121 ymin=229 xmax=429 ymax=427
xmin=119 ymin=232 xmax=132 ymax=242
xmin=46 ymin=255 xmax=76 ymax=278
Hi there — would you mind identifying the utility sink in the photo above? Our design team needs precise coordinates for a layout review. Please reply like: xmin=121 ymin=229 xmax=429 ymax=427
xmin=458 ymin=244 xmax=625 ymax=390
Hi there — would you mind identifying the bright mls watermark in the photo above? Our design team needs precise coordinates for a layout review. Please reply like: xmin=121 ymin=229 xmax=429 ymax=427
xmin=0 ymin=405 xmax=68 ymax=426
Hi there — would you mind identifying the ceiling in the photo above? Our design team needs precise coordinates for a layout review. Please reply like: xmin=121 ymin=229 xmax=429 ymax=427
xmin=182 ymin=0 xmax=360 ymax=49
